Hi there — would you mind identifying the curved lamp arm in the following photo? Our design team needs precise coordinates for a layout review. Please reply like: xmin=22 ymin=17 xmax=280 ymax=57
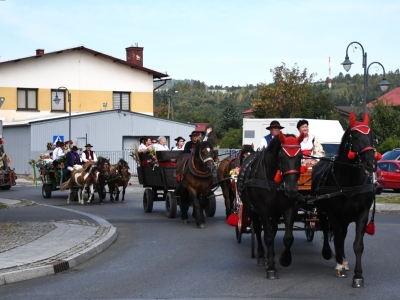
xmin=366 ymin=62 xmax=391 ymax=92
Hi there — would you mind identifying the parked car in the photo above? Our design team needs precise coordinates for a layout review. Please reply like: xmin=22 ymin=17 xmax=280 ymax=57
xmin=376 ymin=160 xmax=400 ymax=193
xmin=381 ymin=148 xmax=400 ymax=161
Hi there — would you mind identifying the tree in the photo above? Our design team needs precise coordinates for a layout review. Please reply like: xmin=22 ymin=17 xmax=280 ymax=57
xmin=218 ymin=100 xmax=242 ymax=133
xmin=218 ymin=128 xmax=242 ymax=148
xmin=369 ymin=100 xmax=400 ymax=147
xmin=252 ymin=63 xmax=315 ymax=118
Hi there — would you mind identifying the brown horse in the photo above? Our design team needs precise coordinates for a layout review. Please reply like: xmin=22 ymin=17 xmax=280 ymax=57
xmin=175 ymin=141 xmax=215 ymax=228
xmin=95 ymin=157 xmax=112 ymax=205
xmin=217 ymin=144 xmax=255 ymax=219
xmin=60 ymin=161 xmax=99 ymax=205
xmin=108 ymin=159 xmax=130 ymax=203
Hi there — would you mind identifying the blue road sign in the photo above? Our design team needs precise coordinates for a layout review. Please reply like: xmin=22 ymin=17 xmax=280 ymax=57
xmin=53 ymin=135 xmax=64 ymax=145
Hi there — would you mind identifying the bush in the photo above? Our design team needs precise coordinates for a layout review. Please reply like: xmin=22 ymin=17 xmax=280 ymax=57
xmin=219 ymin=128 xmax=242 ymax=148
xmin=376 ymin=137 xmax=400 ymax=153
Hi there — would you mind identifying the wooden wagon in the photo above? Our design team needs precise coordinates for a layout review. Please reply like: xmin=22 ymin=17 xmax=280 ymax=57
xmin=137 ymin=150 xmax=217 ymax=218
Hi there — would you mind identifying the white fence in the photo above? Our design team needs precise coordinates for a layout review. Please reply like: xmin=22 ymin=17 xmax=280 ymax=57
xmin=96 ymin=148 xmax=241 ymax=177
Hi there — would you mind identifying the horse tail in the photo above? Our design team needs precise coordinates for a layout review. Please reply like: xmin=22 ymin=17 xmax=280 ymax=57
xmin=60 ymin=179 xmax=70 ymax=191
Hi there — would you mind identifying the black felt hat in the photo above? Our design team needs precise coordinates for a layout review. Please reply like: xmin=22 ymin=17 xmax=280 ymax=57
xmin=174 ymin=136 xmax=186 ymax=142
xmin=84 ymin=144 xmax=93 ymax=148
xmin=266 ymin=120 xmax=284 ymax=130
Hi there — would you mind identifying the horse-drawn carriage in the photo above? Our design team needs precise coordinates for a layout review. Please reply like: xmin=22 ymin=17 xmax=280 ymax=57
xmin=137 ymin=147 xmax=218 ymax=221
xmin=232 ymin=161 xmax=320 ymax=257
xmin=37 ymin=161 xmax=106 ymax=201
xmin=224 ymin=113 xmax=377 ymax=288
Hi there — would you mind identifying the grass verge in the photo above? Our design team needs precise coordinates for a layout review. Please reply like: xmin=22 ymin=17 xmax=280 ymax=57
xmin=376 ymin=195 xmax=400 ymax=204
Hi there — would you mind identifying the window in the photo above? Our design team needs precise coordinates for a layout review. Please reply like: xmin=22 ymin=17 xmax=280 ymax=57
xmin=51 ymin=90 xmax=66 ymax=111
xmin=113 ymin=92 xmax=130 ymax=110
xmin=17 ymin=88 xmax=38 ymax=110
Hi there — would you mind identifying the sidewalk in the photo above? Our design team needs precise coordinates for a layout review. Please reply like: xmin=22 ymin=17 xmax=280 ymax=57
xmin=0 ymin=198 xmax=117 ymax=285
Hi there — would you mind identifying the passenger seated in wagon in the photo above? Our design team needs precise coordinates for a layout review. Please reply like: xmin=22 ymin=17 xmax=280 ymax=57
xmin=138 ymin=137 xmax=154 ymax=167
xmin=63 ymin=146 xmax=83 ymax=177
xmin=296 ymin=119 xmax=325 ymax=166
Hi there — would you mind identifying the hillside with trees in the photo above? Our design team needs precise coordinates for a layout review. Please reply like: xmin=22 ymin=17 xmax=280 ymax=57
xmin=154 ymin=64 xmax=400 ymax=149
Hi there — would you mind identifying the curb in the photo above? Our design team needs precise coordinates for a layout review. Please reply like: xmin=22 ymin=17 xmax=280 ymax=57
xmin=0 ymin=203 xmax=117 ymax=285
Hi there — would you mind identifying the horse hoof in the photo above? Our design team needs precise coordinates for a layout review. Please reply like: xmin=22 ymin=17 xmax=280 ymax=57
xmin=257 ymin=257 xmax=266 ymax=267
xmin=197 ymin=224 xmax=205 ymax=229
xmin=266 ymin=269 xmax=279 ymax=280
xmin=182 ymin=219 xmax=189 ymax=224
xmin=335 ymin=269 xmax=347 ymax=278
xmin=352 ymin=277 xmax=364 ymax=288
xmin=322 ymin=247 xmax=332 ymax=260
xmin=122 ymin=200 xmax=125 ymax=203
xmin=279 ymin=252 xmax=292 ymax=267
xmin=100 ymin=203 xmax=103 ymax=205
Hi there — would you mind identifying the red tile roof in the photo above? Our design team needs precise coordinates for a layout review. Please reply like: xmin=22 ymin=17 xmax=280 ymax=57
xmin=367 ymin=87 xmax=400 ymax=107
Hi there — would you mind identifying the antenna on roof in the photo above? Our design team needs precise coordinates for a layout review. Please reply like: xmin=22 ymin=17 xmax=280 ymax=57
xmin=135 ymin=43 xmax=138 ymax=47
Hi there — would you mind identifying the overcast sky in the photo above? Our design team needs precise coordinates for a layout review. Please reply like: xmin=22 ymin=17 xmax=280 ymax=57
xmin=1 ymin=0 xmax=398 ymax=87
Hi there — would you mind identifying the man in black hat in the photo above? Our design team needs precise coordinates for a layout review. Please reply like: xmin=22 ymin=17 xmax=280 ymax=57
xmin=260 ymin=120 xmax=284 ymax=149
xmin=183 ymin=127 xmax=212 ymax=153
xmin=65 ymin=146 xmax=82 ymax=175
xmin=82 ymin=143 xmax=97 ymax=163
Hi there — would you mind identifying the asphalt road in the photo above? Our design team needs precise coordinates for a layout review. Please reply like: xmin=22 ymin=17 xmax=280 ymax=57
xmin=1 ymin=184 xmax=400 ymax=300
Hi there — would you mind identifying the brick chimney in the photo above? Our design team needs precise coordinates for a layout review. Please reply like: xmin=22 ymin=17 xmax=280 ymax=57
xmin=36 ymin=49 xmax=45 ymax=56
xmin=126 ymin=45 xmax=143 ymax=67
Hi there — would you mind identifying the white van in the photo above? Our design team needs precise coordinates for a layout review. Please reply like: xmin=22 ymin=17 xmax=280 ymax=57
xmin=242 ymin=118 xmax=344 ymax=157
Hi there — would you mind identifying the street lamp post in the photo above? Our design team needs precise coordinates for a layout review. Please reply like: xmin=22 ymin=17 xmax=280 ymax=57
xmin=342 ymin=41 xmax=390 ymax=113
xmin=167 ymin=90 xmax=178 ymax=120
xmin=53 ymin=87 xmax=71 ymax=145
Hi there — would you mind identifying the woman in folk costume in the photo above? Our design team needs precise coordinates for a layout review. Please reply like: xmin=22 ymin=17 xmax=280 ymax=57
xmin=0 ymin=138 xmax=9 ymax=170
xmin=297 ymin=119 xmax=325 ymax=164
xmin=155 ymin=136 xmax=169 ymax=151
xmin=172 ymin=136 xmax=185 ymax=151
xmin=82 ymin=143 xmax=98 ymax=163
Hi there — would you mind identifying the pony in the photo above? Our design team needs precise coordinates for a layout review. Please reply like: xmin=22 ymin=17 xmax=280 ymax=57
xmin=60 ymin=161 xmax=99 ymax=205
xmin=237 ymin=132 xmax=304 ymax=279
xmin=311 ymin=112 xmax=376 ymax=288
xmin=217 ymin=144 xmax=255 ymax=219
xmin=108 ymin=159 xmax=130 ymax=203
xmin=95 ymin=157 xmax=112 ymax=205
xmin=175 ymin=141 xmax=215 ymax=228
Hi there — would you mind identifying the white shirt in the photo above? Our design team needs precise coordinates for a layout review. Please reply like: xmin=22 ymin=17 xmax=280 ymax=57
xmin=53 ymin=147 xmax=64 ymax=160
xmin=155 ymin=144 xmax=169 ymax=151
xmin=82 ymin=151 xmax=98 ymax=162
xmin=172 ymin=145 xmax=185 ymax=151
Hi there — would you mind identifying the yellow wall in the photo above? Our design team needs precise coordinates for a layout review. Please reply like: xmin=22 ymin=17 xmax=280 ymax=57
xmin=0 ymin=87 xmax=153 ymax=114
xmin=0 ymin=87 xmax=16 ymax=110
xmin=131 ymin=92 xmax=153 ymax=113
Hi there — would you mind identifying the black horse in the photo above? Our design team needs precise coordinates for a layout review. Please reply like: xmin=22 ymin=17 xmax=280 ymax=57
xmin=311 ymin=112 xmax=376 ymax=288
xmin=237 ymin=132 xmax=303 ymax=279
xmin=175 ymin=141 xmax=215 ymax=228
xmin=217 ymin=144 xmax=255 ymax=219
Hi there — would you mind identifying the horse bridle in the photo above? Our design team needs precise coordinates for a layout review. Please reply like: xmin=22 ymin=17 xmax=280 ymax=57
xmin=348 ymin=125 xmax=374 ymax=160
xmin=280 ymin=144 xmax=302 ymax=176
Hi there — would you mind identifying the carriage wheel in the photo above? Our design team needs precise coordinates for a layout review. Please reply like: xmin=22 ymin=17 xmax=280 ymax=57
xmin=204 ymin=193 xmax=216 ymax=217
xmin=165 ymin=192 xmax=177 ymax=218
xmin=143 ymin=189 xmax=154 ymax=213
xmin=235 ymin=226 xmax=242 ymax=243
xmin=42 ymin=184 xmax=52 ymax=198
xmin=305 ymin=223 xmax=314 ymax=242
xmin=251 ymin=223 xmax=255 ymax=259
